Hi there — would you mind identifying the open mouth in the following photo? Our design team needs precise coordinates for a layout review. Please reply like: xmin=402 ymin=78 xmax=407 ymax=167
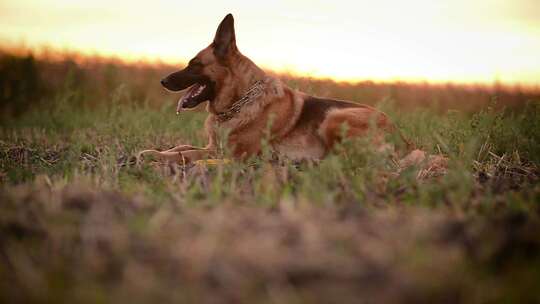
xmin=177 ymin=82 xmax=214 ymax=111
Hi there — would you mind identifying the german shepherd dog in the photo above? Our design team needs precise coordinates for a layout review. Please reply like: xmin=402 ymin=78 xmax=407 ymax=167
xmin=139 ymin=14 xmax=407 ymax=164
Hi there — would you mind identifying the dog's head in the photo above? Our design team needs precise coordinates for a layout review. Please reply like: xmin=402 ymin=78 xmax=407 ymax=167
xmin=161 ymin=14 xmax=239 ymax=110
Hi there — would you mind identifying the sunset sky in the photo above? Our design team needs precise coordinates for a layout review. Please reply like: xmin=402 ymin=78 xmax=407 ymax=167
xmin=1 ymin=0 xmax=539 ymax=85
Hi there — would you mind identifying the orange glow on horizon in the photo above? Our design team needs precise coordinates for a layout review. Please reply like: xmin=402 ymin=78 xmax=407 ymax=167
xmin=1 ymin=0 xmax=539 ymax=86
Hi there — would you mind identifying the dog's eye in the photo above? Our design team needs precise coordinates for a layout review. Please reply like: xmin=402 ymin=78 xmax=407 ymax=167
xmin=188 ymin=61 xmax=204 ymax=72
xmin=189 ymin=59 xmax=203 ymax=67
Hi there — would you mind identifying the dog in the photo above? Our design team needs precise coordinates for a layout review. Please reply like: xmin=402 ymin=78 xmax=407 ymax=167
xmin=139 ymin=14 xmax=409 ymax=164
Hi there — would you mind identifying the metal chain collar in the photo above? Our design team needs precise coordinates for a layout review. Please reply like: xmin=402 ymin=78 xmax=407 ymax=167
xmin=216 ymin=79 xmax=266 ymax=122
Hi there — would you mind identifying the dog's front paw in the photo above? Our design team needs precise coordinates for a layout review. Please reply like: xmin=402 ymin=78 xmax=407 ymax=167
xmin=137 ymin=149 xmax=183 ymax=164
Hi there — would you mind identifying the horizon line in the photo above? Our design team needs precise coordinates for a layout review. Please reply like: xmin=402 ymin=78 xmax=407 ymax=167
xmin=2 ymin=40 xmax=540 ymax=91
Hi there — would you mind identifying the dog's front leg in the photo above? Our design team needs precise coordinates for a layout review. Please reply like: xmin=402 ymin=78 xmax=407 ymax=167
xmin=178 ymin=117 xmax=220 ymax=163
xmin=175 ymin=115 xmax=221 ymax=163
xmin=138 ymin=116 xmax=219 ymax=164
xmin=163 ymin=144 xmax=206 ymax=153
xmin=137 ymin=147 xmax=215 ymax=165
xmin=179 ymin=148 xmax=216 ymax=163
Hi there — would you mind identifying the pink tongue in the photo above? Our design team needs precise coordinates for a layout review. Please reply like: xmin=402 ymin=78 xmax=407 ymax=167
xmin=176 ymin=84 xmax=200 ymax=113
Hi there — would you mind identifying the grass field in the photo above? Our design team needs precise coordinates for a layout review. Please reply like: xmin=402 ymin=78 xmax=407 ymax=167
xmin=1 ymin=51 xmax=540 ymax=303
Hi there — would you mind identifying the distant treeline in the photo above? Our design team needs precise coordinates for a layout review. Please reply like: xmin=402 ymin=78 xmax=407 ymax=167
xmin=1 ymin=49 xmax=539 ymax=117
xmin=0 ymin=49 xmax=174 ymax=117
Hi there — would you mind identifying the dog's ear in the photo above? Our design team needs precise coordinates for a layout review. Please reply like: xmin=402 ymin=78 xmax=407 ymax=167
xmin=213 ymin=13 xmax=237 ymax=60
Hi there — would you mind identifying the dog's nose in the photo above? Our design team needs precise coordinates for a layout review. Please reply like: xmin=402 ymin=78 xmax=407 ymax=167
xmin=160 ymin=79 xmax=167 ymax=86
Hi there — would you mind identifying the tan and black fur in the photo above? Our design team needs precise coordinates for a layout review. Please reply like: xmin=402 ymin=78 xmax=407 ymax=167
xmin=140 ymin=14 xmax=402 ymax=164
